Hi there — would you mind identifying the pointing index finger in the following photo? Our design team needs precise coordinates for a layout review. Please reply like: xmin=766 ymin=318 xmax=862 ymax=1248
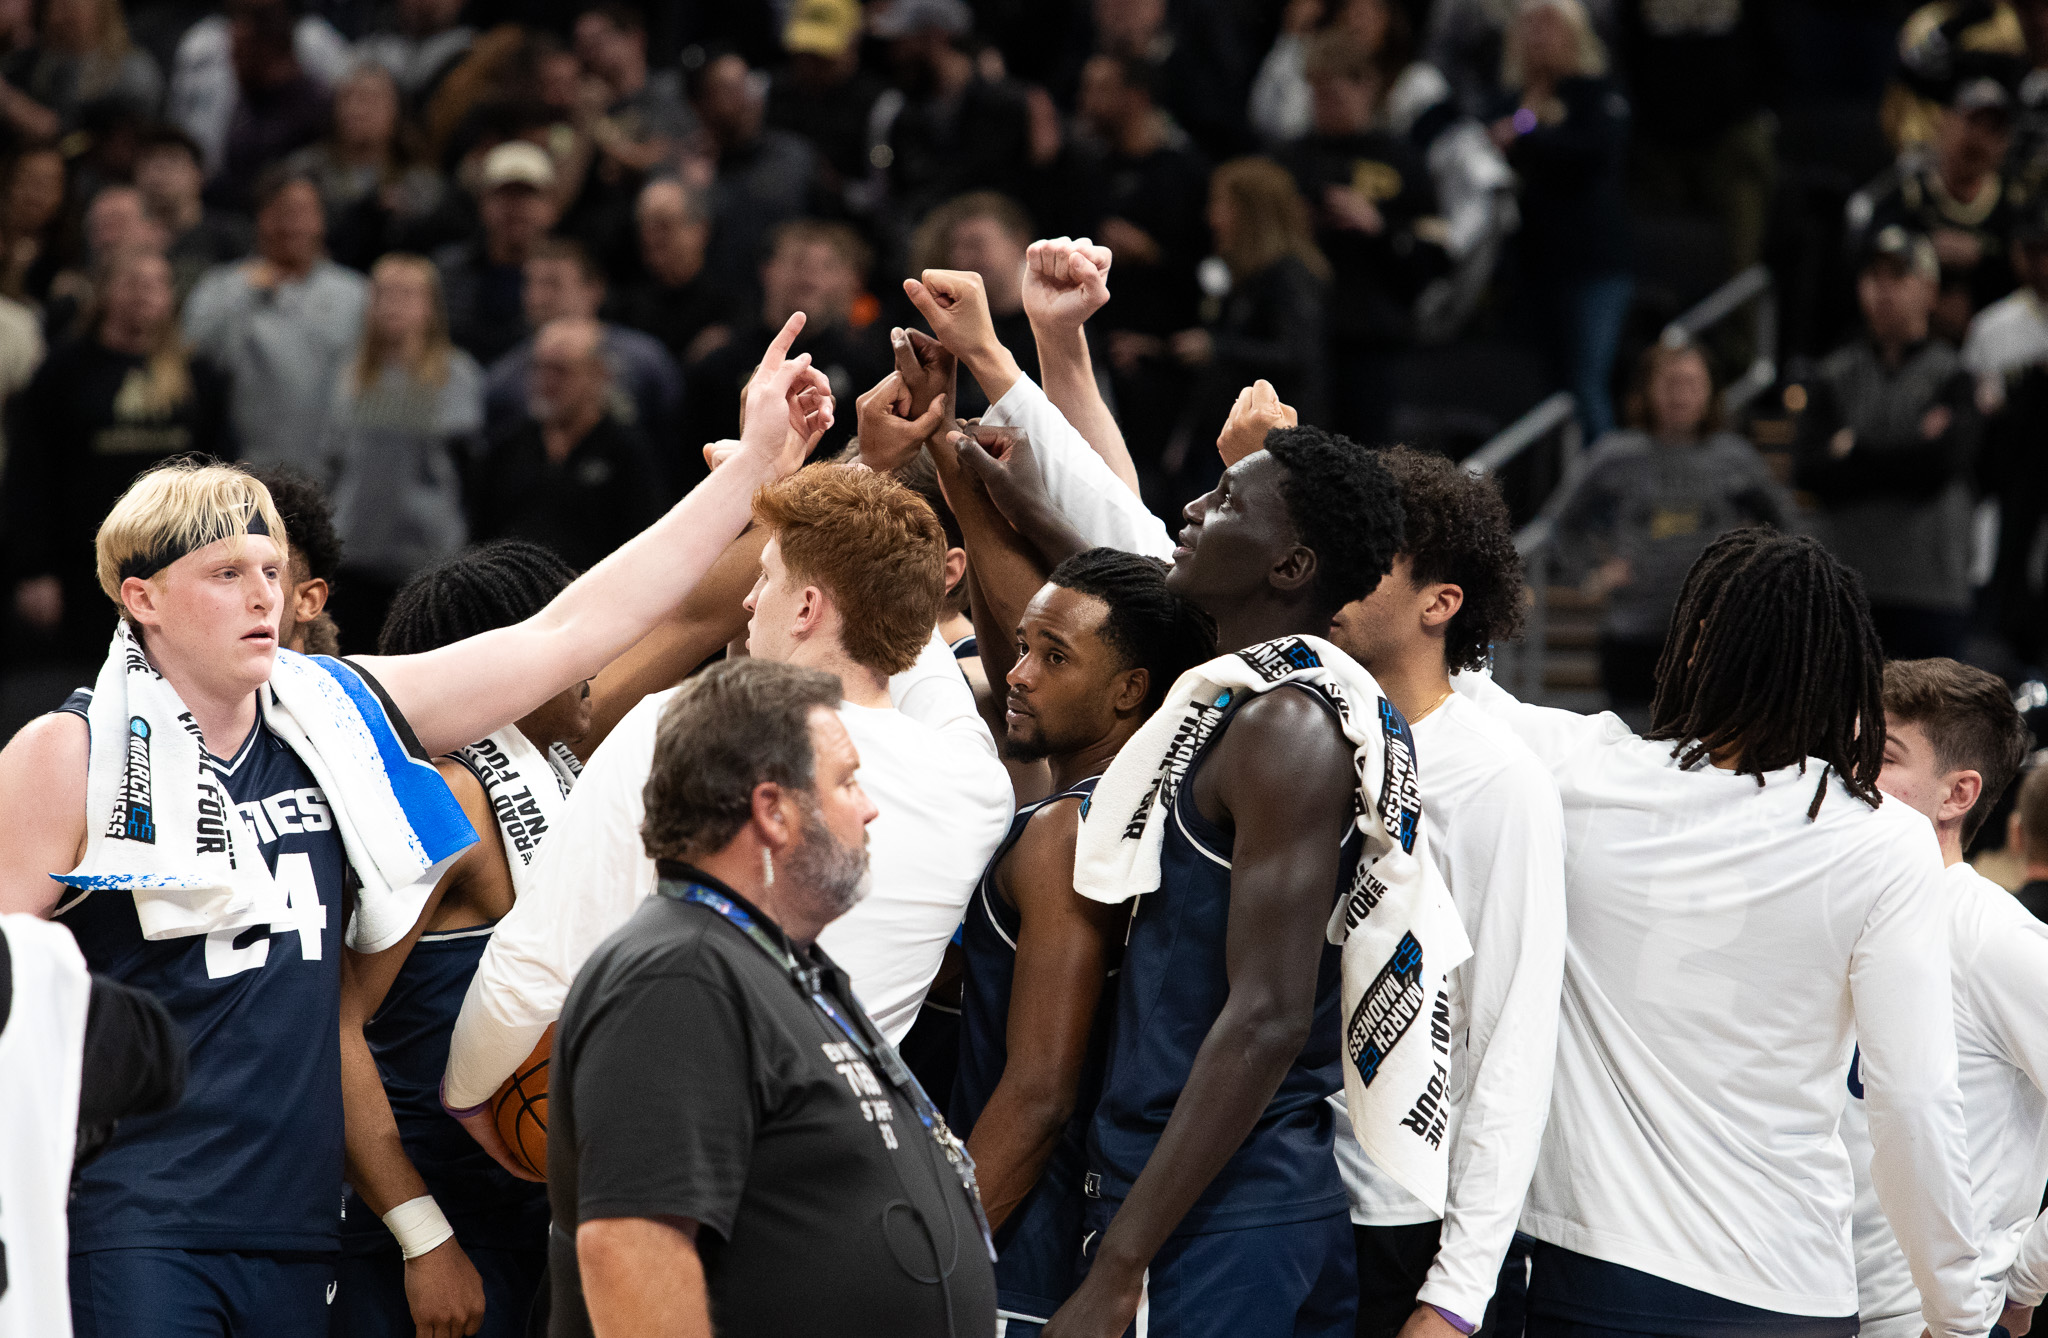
xmin=759 ymin=311 xmax=807 ymax=370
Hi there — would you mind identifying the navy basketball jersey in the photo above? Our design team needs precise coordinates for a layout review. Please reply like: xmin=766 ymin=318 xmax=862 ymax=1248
xmin=951 ymin=775 xmax=1106 ymax=1322
xmin=1087 ymin=685 xmax=1360 ymax=1233
xmin=58 ymin=687 xmax=352 ymax=1254
xmin=952 ymin=775 xmax=1105 ymax=1134
xmin=340 ymin=922 xmax=549 ymax=1255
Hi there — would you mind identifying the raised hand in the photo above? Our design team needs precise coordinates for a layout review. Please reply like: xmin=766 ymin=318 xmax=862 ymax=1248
xmin=737 ymin=312 xmax=834 ymax=477
xmin=904 ymin=269 xmax=999 ymax=365
xmin=1023 ymin=236 xmax=1113 ymax=334
xmin=948 ymin=423 xmax=1087 ymax=565
xmin=1216 ymin=379 xmax=1299 ymax=466
xmin=894 ymin=326 xmax=955 ymax=420
xmin=854 ymin=369 xmax=951 ymax=474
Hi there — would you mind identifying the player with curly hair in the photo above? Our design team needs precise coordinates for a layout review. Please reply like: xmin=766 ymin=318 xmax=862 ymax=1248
xmin=1324 ymin=445 xmax=1567 ymax=1338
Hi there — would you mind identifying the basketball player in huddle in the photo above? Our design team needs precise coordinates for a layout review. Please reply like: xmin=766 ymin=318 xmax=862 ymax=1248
xmin=1846 ymin=659 xmax=2043 ymax=1338
xmin=337 ymin=542 xmax=591 ymax=1338
xmin=0 ymin=316 xmax=831 ymax=1338
xmin=1455 ymin=532 xmax=1991 ymax=1337
xmin=1048 ymin=431 xmax=1406 ymax=1338
xmin=951 ymin=548 xmax=1213 ymax=1333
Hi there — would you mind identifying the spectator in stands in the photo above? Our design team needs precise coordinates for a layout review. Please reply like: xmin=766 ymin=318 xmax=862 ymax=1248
xmin=1556 ymin=337 xmax=1787 ymax=720
xmin=436 ymin=140 xmax=559 ymax=365
xmin=213 ymin=0 xmax=333 ymax=213
xmin=0 ymin=0 xmax=160 ymax=144
xmin=165 ymin=0 xmax=348 ymax=175
xmin=1793 ymin=226 xmax=1982 ymax=661
xmin=135 ymin=125 xmax=249 ymax=300
xmin=681 ymin=218 xmax=886 ymax=478
xmin=468 ymin=314 xmax=664 ymax=570
xmin=2009 ymin=763 xmax=2048 ymax=924
xmin=42 ymin=181 xmax=164 ymax=332
xmin=1076 ymin=51 xmax=1209 ymax=473
xmin=2008 ymin=0 xmax=2048 ymax=193
xmin=1280 ymin=28 xmax=1449 ymax=445
xmin=1248 ymin=0 xmax=1342 ymax=144
xmin=1367 ymin=0 xmax=1517 ymax=343
xmin=323 ymin=252 xmax=483 ymax=652
xmin=1158 ymin=156 xmax=1328 ymax=498
xmin=767 ymin=0 xmax=887 ymax=210
xmin=907 ymin=190 xmax=1041 ymax=418
xmin=355 ymin=0 xmax=473 ymax=113
xmin=1091 ymin=0 xmax=1249 ymax=159
xmin=874 ymin=0 xmax=1037 ymax=230
xmin=183 ymin=164 xmax=368 ymax=472
xmin=0 ymin=275 xmax=39 ymax=465
xmin=686 ymin=48 xmax=820 ymax=317
xmin=1965 ymin=192 xmax=2048 ymax=380
xmin=609 ymin=177 xmax=735 ymax=369
xmin=1968 ymin=196 xmax=2048 ymax=664
xmin=1619 ymin=0 xmax=1778 ymax=277
xmin=284 ymin=63 xmax=446 ymax=272
xmin=483 ymin=237 xmax=682 ymax=462
xmin=0 ymin=142 xmax=70 ymax=304
xmin=1490 ymin=0 xmax=1633 ymax=439
xmin=3 ymin=245 xmax=229 ymax=659
xmin=572 ymin=3 xmax=691 ymax=181
xmin=1852 ymin=75 xmax=2020 ymax=344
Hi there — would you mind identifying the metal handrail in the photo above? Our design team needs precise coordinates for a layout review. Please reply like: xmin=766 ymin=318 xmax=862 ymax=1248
xmin=1466 ymin=261 xmax=1782 ymax=703
xmin=1462 ymin=390 xmax=1577 ymax=478
xmin=1661 ymin=262 xmax=1778 ymax=416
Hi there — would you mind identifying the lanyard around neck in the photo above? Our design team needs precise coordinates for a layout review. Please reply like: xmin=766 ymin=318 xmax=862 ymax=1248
xmin=657 ymin=877 xmax=996 ymax=1260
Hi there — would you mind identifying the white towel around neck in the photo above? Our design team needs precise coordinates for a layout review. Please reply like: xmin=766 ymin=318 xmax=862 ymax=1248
xmin=452 ymin=726 xmax=580 ymax=899
xmin=57 ymin=622 xmax=477 ymax=951
xmin=1072 ymin=633 xmax=1472 ymax=1214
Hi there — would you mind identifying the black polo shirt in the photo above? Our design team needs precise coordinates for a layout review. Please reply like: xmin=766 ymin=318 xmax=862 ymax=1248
xmin=547 ymin=867 xmax=996 ymax=1338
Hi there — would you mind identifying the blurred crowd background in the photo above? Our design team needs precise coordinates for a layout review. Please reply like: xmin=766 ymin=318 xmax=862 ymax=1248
xmin=2 ymin=0 xmax=2046 ymax=745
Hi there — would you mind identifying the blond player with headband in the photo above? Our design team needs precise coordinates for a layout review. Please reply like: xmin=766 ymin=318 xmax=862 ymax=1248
xmin=0 ymin=316 xmax=830 ymax=1338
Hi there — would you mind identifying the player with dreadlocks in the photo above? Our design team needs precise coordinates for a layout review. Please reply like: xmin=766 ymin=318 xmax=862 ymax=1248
xmin=1454 ymin=528 xmax=1991 ymax=1338
xmin=337 ymin=540 xmax=588 ymax=1338
xmin=1643 ymin=531 xmax=1886 ymax=818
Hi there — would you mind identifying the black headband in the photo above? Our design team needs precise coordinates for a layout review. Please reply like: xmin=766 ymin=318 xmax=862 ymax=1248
xmin=118 ymin=510 xmax=272 ymax=584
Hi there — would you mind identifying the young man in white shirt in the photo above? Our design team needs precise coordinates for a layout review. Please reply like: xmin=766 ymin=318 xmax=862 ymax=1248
xmin=442 ymin=465 xmax=1013 ymax=1157
xmin=1847 ymin=657 xmax=2044 ymax=1338
xmin=1320 ymin=447 xmax=1567 ymax=1338
xmin=1455 ymin=529 xmax=1993 ymax=1338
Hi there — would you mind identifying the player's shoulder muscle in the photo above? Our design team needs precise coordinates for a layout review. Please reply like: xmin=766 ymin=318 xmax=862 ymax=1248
xmin=0 ymin=711 xmax=89 ymax=916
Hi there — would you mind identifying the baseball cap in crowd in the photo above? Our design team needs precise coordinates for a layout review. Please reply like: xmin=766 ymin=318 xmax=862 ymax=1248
xmin=786 ymin=0 xmax=862 ymax=56
xmin=1862 ymin=224 xmax=1940 ymax=282
xmin=869 ymin=0 xmax=972 ymax=40
xmin=482 ymin=141 xmax=556 ymax=191
xmin=1952 ymin=74 xmax=2013 ymax=119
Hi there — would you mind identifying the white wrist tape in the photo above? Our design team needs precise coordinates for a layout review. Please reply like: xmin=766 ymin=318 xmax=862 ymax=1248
xmin=382 ymin=1195 xmax=456 ymax=1260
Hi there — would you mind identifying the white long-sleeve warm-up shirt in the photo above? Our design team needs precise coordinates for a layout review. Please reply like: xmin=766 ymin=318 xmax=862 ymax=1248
xmin=1454 ymin=670 xmax=1991 ymax=1336
xmin=442 ymin=631 xmax=1012 ymax=1107
xmin=1330 ymin=690 xmax=1567 ymax=1323
xmin=1844 ymin=860 xmax=2048 ymax=1336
